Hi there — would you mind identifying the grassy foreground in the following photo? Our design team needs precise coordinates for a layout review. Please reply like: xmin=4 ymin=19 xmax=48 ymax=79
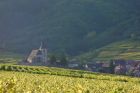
xmin=0 ymin=65 xmax=140 ymax=93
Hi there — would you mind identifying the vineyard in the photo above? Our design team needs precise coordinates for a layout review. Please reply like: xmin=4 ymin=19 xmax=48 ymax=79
xmin=0 ymin=65 xmax=140 ymax=93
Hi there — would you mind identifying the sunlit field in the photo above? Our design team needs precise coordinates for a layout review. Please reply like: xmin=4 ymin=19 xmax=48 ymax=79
xmin=0 ymin=65 xmax=140 ymax=93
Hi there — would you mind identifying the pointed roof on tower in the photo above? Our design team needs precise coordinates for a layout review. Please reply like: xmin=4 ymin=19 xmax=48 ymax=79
xmin=39 ymin=42 xmax=43 ymax=50
xmin=38 ymin=41 xmax=48 ymax=51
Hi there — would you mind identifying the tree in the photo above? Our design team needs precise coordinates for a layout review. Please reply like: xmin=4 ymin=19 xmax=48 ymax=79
xmin=109 ymin=60 xmax=115 ymax=74
xmin=50 ymin=54 xmax=57 ymax=65
xmin=60 ymin=54 xmax=68 ymax=67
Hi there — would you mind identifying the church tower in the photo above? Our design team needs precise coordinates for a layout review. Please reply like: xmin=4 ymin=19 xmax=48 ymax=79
xmin=37 ymin=42 xmax=48 ymax=63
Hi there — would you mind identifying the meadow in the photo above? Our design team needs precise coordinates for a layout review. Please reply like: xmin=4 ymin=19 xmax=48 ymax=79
xmin=0 ymin=65 xmax=140 ymax=93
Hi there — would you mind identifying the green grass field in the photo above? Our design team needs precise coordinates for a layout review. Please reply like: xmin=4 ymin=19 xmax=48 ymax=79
xmin=0 ymin=52 xmax=22 ymax=65
xmin=0 ymin=65 xmax=140 ymax=93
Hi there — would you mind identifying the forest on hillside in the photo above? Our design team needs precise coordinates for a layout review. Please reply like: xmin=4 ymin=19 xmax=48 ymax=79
xmin=0 ymin=0 xmax=139 ymax=57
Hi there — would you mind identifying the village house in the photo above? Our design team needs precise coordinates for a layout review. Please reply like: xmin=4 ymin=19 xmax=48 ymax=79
xmin=68 ymin=62 xmax=79 ymax=68
xmin=113 ymin=59 xmax=126 ymax=75
xmin=84 ymin=61 xmax=110 ymax=73
xmin=113 ymin=60 xmax=140 ymax=77
xmin=114 ymin=64 xmax=126 ymax=75
xmin=101 ymin=62 xmax=110 ymax=73
xmin=67 ymin=59 xmax=79 ymax=68
xmin=113 ymin=59 xmax=126 ymax=66
xmin=84 ymin=63 xmax=94 ymax=71
xmin=126 ymin=60 xmax=140 ymax=77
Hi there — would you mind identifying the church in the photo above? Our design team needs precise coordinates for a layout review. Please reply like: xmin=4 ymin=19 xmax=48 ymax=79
xmin=26 ymin=43 xmax=48 ymax=65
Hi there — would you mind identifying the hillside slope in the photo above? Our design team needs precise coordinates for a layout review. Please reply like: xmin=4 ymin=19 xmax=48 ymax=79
xmin=77 ymin=40 xmax=140 ymax=61
xmin=0 ymin=0 xmax=140 ymax=56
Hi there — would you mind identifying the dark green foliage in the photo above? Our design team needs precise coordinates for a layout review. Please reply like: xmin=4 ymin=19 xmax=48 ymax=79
xmin=109 ymin=60 xmax=115 ymax=74
xmin=49 ymin=54 xmax=57 ymax=65
xmin=0 ymin=0 xmax=140 ymax=57
xmin=60 ymin=54 xmax=68 ymax=66
xmin=0 ymin=0 xmax=140 ymax=58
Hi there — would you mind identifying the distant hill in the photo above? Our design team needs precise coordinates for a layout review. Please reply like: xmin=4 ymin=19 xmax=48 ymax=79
xmin=0 ymin=0 xmax=140 ymax=58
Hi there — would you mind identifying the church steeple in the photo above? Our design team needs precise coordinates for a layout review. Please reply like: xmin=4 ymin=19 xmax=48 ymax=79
xmin=39 ymin=42 xmax=43 ymax=50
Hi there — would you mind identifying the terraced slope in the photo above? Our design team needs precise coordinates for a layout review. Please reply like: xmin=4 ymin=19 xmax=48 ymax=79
xmin=77 ymin=40 xmax=140 ymax=61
